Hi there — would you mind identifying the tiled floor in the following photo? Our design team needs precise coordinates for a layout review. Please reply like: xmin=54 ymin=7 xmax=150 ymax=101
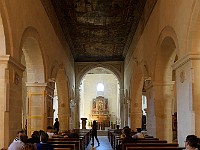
xmin=85 ymin=136 xmax=113 ymax=150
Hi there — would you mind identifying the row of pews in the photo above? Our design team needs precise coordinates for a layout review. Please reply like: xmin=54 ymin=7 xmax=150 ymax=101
xmin=108 ymin=129 xmax=185 ymax=150
xmin=48 ymin=129 xmax=91 ymax=150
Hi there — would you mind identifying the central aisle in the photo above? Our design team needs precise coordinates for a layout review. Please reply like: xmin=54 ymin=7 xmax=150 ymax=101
xmin=85 ymin=136 xmax=113 ymax=150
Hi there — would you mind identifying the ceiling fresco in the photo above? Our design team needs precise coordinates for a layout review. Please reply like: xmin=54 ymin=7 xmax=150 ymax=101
xmin=50 ymin=0 xmax=147 ymax=62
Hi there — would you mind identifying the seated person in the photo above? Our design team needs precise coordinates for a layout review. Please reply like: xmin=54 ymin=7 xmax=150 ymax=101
xmin=63 ymin=129 xmax=79 ymax=138
xmin=116 ymin=128 xmax=136 ymax=150
xmin=36 ymin=132 xmax=53 ymax=150
xmin=122 ymin=128 xmax=137 ymax=144
xmin=132 ymin=128 xmax=145 ymax=139
xmin=185 ymin=135 xmax=198 ymax=150
xmin=8 ymin=131 xmax=27 ymax=150
xmin=27 ymin=131 xmax=40 ymax=144
xmin=46 ymin=126 xmax=59 ymax=138
xmin=120 ymin=126 xmax=130 ymax=139
xmin=114 ymin=125 xmax=122 ymax=134
xmin=23 ymin=143 xmax=36 ymax=150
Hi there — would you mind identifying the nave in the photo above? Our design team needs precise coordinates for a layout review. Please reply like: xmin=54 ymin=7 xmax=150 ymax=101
xmin=85 ymin=136 xmax=113 ymax=150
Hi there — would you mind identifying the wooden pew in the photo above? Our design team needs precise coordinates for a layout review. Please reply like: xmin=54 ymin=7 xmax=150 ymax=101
xmin=54 ymin=148 xmax=72 ymax=150
xmin=48 ymin=138 xmax=82 ymax=150
xmin=49 ymin=129 xmax=91 ymax=150
xmin=53 ymin=144 xmax=75 ymax=150
xmin=122 ymin=143 xmax=185 ymax=150
xmin=125 ymin=147 xmax=185 ymax=150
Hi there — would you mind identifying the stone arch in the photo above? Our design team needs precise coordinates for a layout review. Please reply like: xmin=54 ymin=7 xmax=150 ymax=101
xmin=56 ymin=68 xmax=70 ymax=131
xmin=186 ymin=0 xmax=200 ymax=54
xmin=76 ymin=63 xmax=123 ymax=89
xmin=20 ymin=27 xmax=45 ymax=83
xmin=0 ymin=1 xmax=12 ymax=55
xmin=77 ymin=65 xmax=122 ymax=128
xmin=19 ymin=27 xmax=47 ymax=135
xmin=151 ymin=26 xmax=178 ymax=141
xmin=0 ymin=12 xmax=6 ymax=55
xmin=153 ymin=26 xmax=179 ymax=81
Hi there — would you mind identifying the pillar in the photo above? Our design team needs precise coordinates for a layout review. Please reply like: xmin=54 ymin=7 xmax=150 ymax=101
xmin=26 ymin=82 xmax=53 ymax=137
xmin=172 ymin=54 xmax=200 ymax=146
xmin=0 ymin=55 xmax=25 ymax=148
xmin=130 ymin=106 xmax=143 ymax=131
xmin=75 ymin=88 xmax=80 ymax=128
xmin=145 ymin=80 xmax=174 ymax=142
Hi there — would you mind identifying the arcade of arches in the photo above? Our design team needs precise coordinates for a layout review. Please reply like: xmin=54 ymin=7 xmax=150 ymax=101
xmin=1 ymin=0 xmax=200 ymax=148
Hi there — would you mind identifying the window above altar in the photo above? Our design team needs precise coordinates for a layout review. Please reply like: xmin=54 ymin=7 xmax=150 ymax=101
xmin=97 ymin=83 xmax=104 ymax=91
xmin=97 ymin=83 xmax=104 ymax=96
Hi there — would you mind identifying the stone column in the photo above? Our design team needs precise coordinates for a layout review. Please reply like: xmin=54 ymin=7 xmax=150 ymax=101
xmin=0 ymin=55 xmax=25 ymax=148
xmin=26 ymin=82 xmax=49 ymax=137
xmin=130 ymin=107 xmax=143 ymax=131
xmin=58 ymin=97 xmax=69 ymax=132
xmin=75 ymin=88 xmax=80 ymax=128
xmin=145 ymin=81 xmax=174 ymax=142
xmin=172 ymin=54 xmax=200 ymax=146
xmin=119 ymin=89 xmax=125 ymax=127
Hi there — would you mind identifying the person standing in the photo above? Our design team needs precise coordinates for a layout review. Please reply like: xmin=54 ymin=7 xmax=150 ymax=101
xmin=53 ymin=118 xmax=59 ymax=134
xmin=91 ymin=120 xmax=100 ymax=146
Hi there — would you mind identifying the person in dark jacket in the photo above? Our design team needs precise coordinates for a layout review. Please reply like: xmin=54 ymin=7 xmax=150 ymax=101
xmin=36 ymin=132 xmax=53 ymax=150
xmin=91 ymin=120 xmax=100 ymax=146
xmin=53 ymin=118 xmax=59 ymax=134
xmin=27 ymin=131 xmax=40 ymax=144
xmin=63 ymin=129 xmax=79 ymax=138
xmin=122 ymin=128 xmax=137 ymax=144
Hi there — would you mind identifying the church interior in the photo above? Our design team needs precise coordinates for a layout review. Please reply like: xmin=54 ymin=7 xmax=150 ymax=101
xmin=1 ymin=0 xmax=200 ymax=149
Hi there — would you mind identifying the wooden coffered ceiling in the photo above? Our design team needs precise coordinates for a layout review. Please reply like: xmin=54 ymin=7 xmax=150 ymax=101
xmin=45 ymin=0 xmax=157 ymax=62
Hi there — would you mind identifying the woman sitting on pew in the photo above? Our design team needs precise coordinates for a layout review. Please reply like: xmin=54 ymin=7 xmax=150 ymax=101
xmin=120 ymin=126 xmax=130 ymax=139
xmin=116 ymin=127 xmax=136 ymax=150
xmin=122 ymin=128 xmax=137 ymax=144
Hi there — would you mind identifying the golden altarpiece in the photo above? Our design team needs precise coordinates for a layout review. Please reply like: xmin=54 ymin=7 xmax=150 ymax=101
xmin=90 ymin=96 xmax=110 ymax=127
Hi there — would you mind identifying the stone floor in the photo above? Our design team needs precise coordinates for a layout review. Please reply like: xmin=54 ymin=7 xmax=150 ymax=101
xmin=85 ymin=136 xmax=113 ymax=150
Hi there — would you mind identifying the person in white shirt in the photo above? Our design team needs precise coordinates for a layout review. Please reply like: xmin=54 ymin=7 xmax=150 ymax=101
xmin=132 ymin=128 xmax=145 ymax=139
xmin=46 ymin=126 xmax=59 ymax=138
xmin=8 ymin=130 xmax=27 ymax=150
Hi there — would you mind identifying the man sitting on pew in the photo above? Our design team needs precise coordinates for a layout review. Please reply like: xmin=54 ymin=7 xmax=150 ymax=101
xmin=116 ymin=127 xmax=136 ymax=150
xmin=63 ymin=129 xmax=79 ymax=138
xmin=114 ymin=125 xmax=122 ymax=134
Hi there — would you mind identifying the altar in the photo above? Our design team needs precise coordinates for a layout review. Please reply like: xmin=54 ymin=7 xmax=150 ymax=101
xmin=90 ymin=96 xmax=110 ymax=127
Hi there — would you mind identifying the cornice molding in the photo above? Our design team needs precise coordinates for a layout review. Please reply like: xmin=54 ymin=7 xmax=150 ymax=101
xmin=172 ymin=53 xmax=200 ymax=70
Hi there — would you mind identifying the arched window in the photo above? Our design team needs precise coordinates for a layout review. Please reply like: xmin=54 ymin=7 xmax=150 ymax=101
xmin=97 ymin=83 xmax=104 ymax=91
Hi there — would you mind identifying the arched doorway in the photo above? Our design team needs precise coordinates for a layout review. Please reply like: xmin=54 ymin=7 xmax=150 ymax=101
xmin=149 ymin=27 xmax=177 ymax=142
xmin=20 ymin=27 xmax=46 ymax=136
xmin=79 ymin=67 xmax=121 ymax=130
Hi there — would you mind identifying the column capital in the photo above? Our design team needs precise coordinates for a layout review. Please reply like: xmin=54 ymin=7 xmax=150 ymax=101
xmin=26 ymin=82 xmax=47 ymax=87
xmin=172 ymin=53 xmax=200 ymax=70
xmin=0 ymin=55 xmax=25 ymax=71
